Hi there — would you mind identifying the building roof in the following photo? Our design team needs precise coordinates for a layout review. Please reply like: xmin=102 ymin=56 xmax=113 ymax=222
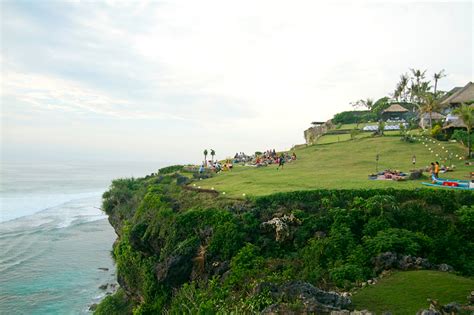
xmin=440 ymin=82 xmax=474 ymax=106
xmin=443 ymin=119 xmax=467 ymax=129
xmin=439 ymin=86 xmax=462 ymax=104
xmin=421 ymin=112 xmax=445 ymax=120
xmin=383 ymin=104 xmax=409 ymax=113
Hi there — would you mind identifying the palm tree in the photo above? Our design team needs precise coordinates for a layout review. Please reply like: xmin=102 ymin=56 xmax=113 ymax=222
xmin=453 ymin=104 xmax=473 ymax=157
xmin=210 ymin=149 xmax=215 ymax=163
xmin=433 ymin=70 xmax=446 ymax=95
xmin=419 ymin=93 xmax=441 ymax=130
xmin=351 ymin=98 xmax=374 ymax=110
xmin=410 ymin=69 xmax=427 ymax=85
xmin=409 ymin=69 xmax=427 ymax=103
xmin=203 ymin=149 xmax=208 ymax=166
xmin=394 ymin=74 xmax=409 ymax=101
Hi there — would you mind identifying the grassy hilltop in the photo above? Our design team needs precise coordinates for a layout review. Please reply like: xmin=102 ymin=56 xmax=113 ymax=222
xmin=95 ymin=132 xmax=474 ymax=315
xmin=200 ymin=135 xmax=471 ymax=197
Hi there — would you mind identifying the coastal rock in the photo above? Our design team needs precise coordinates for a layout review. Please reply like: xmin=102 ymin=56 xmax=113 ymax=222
xmin=373 ymin=252 xmax=451 ymax=273
xmin=259 ymin=281 xmax=351 ymax=314
xmin=330 ymin=310 xmax=373 ymax=315
xmin=89 ymin=303 xmax=98 ymax=311
xmin=99 ymin=284 xmax=108 ymax=290
xmin=438 ymin=263 xmax=453 ymax=272
xmin=155 ymin=255 xmax=193 ymax=287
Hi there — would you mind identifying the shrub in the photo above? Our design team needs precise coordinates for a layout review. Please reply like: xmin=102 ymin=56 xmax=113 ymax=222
xmin=330 ymin=264 xmax=365 ymax=288
xmin=208 ymin=221 xmax=245 ymax=260
xmin=451 ymin=129 xmax=474 ymax=147
xmin=363 ymin=228 xmax=432 ymax=257
xmin=455 ymin=205 xmax=474 ymax=236
xmin=332 ymin=111 xmax=377 ymax=124
xmin=158 ymin=165 xmax=184 ymax=175
xmin=227 ymin=244 xmax=265 ymax=287
xmin=94 ymin=289 xmax=132 ymax=315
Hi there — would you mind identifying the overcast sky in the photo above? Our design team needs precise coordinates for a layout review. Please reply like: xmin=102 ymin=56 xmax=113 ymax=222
xmin=1 ymin=0 xmax=472 ymax=164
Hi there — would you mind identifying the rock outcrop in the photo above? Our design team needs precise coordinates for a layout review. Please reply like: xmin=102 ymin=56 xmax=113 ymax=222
xmin=259 ymin=281 xmax=351 ymax=314
xmin=304 ymin=120 xmax=334 ymax=145
xmin=373 ymin=252 xmax=453 ymax=273
xmin=261 ymin=213 xmax=301 ymax=242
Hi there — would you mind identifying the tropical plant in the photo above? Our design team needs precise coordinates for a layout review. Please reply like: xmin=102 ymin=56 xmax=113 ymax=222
xmin=204 ymin=149 xmax=208 ymax=166
xmin=351 ymin=98 xmax=374 ymax=110
xmin=409 ymin=69 xmax=428 ymax=103
xmin=419 ymin=93 xmax=441 ymax=130
xmin=377 ymin=121 xmax=385 ymax=136
xmin=350 ymin=128 xmax=360 ymax=140
xmin=210 ymin=149 xmax=216 ymax=163
xmin=393 ymin=74 xmax=409 ymax=102
xmin=453 ymin=104 xmax=474 ymax=157
xmin=433 ymin=70 xmax=446 ymax=95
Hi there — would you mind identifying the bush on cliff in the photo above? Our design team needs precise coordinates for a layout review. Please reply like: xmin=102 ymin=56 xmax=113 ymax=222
xmin=97 ymin=174 xmax=474 ymax=314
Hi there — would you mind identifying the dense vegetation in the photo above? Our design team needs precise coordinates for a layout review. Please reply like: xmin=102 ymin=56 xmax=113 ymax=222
xmin=332 ymin=110 xmax=377 ymax=124
xmin=96 ymin=174 xmax=473 ymax=314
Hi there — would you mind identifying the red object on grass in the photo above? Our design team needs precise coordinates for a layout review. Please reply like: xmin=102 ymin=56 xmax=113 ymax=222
xmin=442 ymin=181 xmax=459 ymax=187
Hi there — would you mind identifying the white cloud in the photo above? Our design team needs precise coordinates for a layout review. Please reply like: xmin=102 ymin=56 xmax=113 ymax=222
xmin=2 ymin=70 xmax=190 ymax=121
xmin=1 ymin=0 xmax=472 ymax=162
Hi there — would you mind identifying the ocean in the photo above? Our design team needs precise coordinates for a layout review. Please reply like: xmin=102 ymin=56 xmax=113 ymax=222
xmin=0 ymin=161 xmax=160 ymax=314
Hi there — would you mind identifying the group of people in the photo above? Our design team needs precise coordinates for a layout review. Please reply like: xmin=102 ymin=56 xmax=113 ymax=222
xmin=198 ymin=149 xmax=298 ymax=174
xmin=428 ymin=161 xmax=455 ymax=180
xmin=233 ymin=152 xmax=252 ymax=163
xmin=199 ymin=160 xmax=233 ymax=174
xmin=251 ymin=151 xmax=296 ymax=169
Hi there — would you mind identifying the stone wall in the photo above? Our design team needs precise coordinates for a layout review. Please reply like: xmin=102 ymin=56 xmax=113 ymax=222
xmin=304 ymin=120 xmax=334 ymax=145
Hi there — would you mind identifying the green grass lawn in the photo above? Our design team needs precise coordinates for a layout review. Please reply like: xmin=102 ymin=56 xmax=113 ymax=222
xmin=316 ymin=132 xmax=372 ymax=144
xmin=351 ymin=270 xmax=474 ymax=314
xmin=200 ymin=136 xmax=472 ymax=197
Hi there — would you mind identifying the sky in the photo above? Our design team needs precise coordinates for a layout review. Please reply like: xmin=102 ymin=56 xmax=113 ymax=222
xmin=1 ymin=0 xmax=472 ymax=164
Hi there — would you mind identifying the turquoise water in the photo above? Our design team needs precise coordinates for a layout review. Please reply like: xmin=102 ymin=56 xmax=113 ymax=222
xmin=0 ymin=162 xmax=159 ymax=314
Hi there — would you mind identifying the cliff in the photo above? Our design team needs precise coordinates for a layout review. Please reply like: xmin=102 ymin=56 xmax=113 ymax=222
xmin=94 ymin=172 xmax=474 ymax=314
xmin=304 ymin=120 xmax=334 ymax=145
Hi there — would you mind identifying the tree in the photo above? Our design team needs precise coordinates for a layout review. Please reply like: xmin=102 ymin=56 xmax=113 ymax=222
xmin=351 ymin=98 xmax=374 ymax=110
xmin=371 ymin=97 xmax=390 ymax=118
xmin=433 ymin=70 xmax=446 ymax=95
xmin=409 ymin=69 xmax=427 ymax=103
xmin=203 ymin=149 xmax=208 ymax=166
xmin=453 ymin=104 xmax=474 ymax=158
xmin=419 ymin=93 xmax=441 ymax=130
xmin=393 ymin=74 xmax=409 ymax=102
xmin=210 ymin=149 xmax=216 ymax=163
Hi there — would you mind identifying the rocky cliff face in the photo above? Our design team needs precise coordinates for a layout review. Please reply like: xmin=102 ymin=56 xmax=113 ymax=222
xmin=96 ymin=174 xmax=474 ymax=314
xmin=304 ymin=120 xmax=334 ymax=144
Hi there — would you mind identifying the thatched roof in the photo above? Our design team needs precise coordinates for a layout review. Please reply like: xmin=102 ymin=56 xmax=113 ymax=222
xmin=420 ymin=112 xmax=445 ymax=120
xmin=439 ymin=86 xmax=462 ymax=104
xmin=383 ymin=104 xmax=409 ymax=113
xmin=443 ymin=119 xmax=467 ymax=129
xmin=440 ymin=82 xmax=474 ymax=106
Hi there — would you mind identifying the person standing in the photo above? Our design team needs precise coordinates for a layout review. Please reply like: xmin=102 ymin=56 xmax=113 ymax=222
xmin=430 ymin=162 xmax=436 ymax=182
xmin=435 ymin=161 xmax=440 ymax=178
xmin=277 ymin=153 xmax=285 ymax=170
